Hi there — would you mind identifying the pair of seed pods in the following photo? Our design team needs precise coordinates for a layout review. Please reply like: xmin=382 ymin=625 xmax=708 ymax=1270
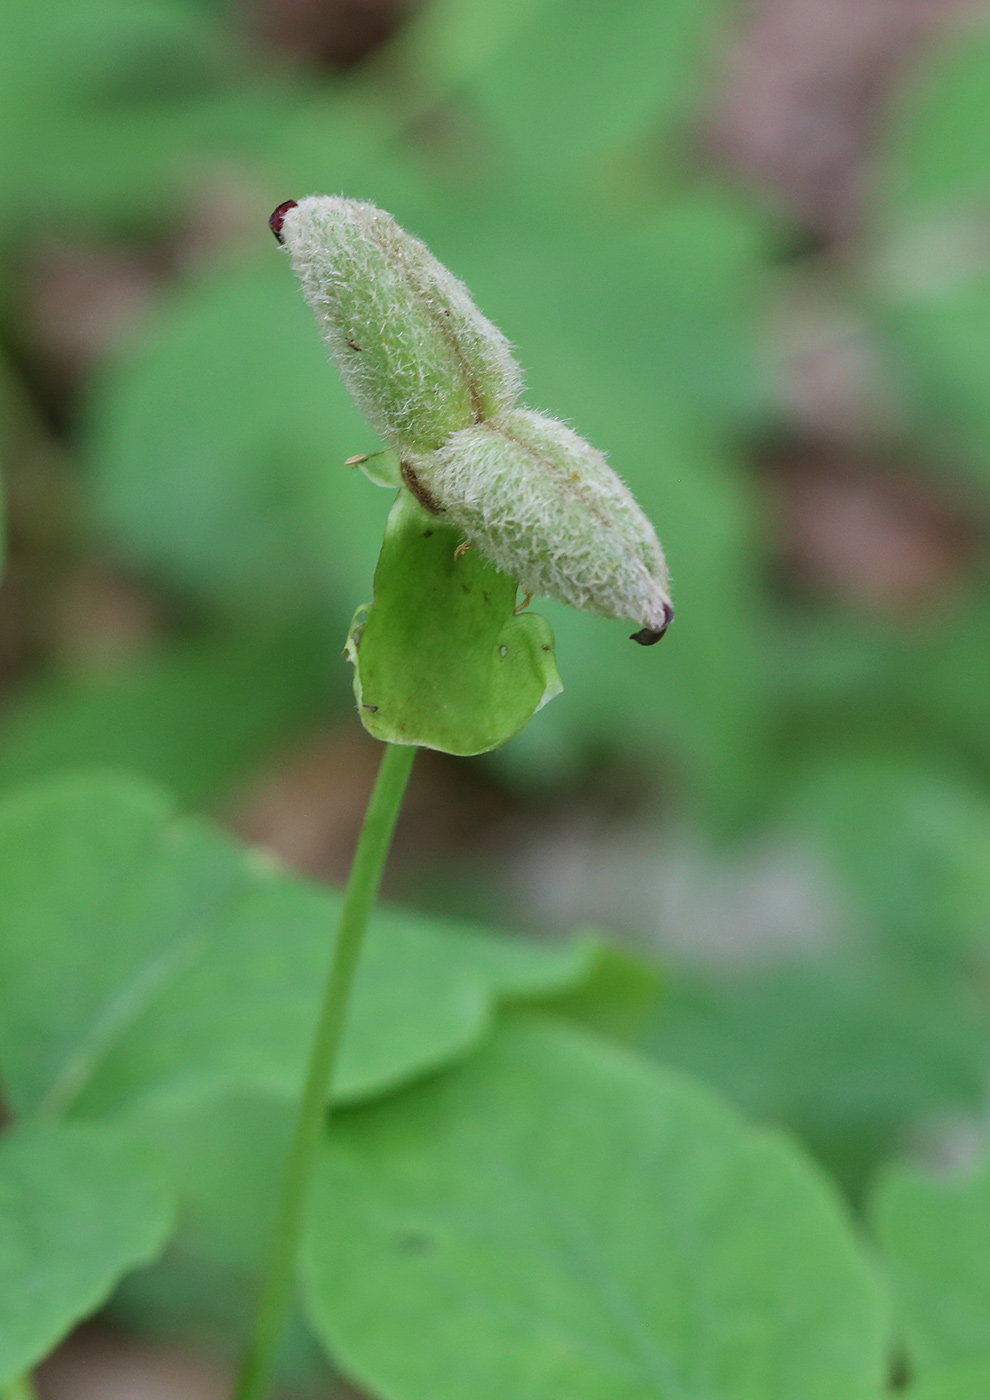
xmin=270 ymin=196 xmax=673 ymax=645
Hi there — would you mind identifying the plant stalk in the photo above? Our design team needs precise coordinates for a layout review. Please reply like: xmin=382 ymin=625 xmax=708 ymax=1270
xmin=232 ymin=740 xmax=417 ymax=1400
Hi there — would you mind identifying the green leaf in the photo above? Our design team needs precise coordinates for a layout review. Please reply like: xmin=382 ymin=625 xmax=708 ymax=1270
xmin=389 ymin=0 xmax=557 ymax=102
xmin=0 ymin=0 xmax=280 ymax=238
xmin=0 ymin=772 xmax=596 ymax=1119
xmin=527 ymin=943 xmax=665 ymax=1047
xmin=87 ymin=255 xmax=390 ymax=616
xmin=0 ymin=1119 xmax=173 ymax=1385
xmin=113 ymin=1094 xmax=319 ymax=1371
xmin=348 ymin=489 xmax=561 ymax=755
xmin=877 ymin=20 xmax=990 ymax=221
xmin=268 ymin=0 xmax=560 ymax=199
xmin=650 ymin=955 xmax=990 ymax=1199
xmin=122 ymin=949 xmax=666 ymax=1335
xmin=0 ymin=629 xmax=337 ymax=806
xmin=303 ymin=1018 xmax=888 ymax=1400
xmin=134 ymin=1095 xmax=297 ymax=1277
xmin=466 ymin=0 xmax=728 ymax=191
xmin=868 ymin=24 xmax=990 ymax=493
xmin=0 ymin=443 xmax=5 ymax=587
xmin=875 ymin=272 xmax=990 ymax=491
xmin=905 ymin=1358 xmax=990 ymax=1400
xmin=791 ymin=756 xmax=990 ymax=958
xmin=873 ymin=1148 xmax=990 ymax=1377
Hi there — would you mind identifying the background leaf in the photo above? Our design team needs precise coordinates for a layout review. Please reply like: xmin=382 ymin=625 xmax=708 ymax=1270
xmin=878 ymin=20 xmax=990 ymax=222
xmin=0 ymin=0 xmax=287 ymax=238
xmin=464 ymin=0 xmax=728 ymax=196
xmin=0 ymin=772 xmax=597 ymax=1118
xmin=904 ymin=1358 xmax=990 ymax=1400
xmin=112 ymin=1093 xmax=327 ymax=1381
xmin=873 ymin=1146 xmax=990 ymax=1378
xmin=0 ymin=628 xmax=337 ymax=805
xmin=86 ymin=254 xmax=386 ymax=617
xmin=650 ymin=954 xmax=990 ymax=1199
xmin=871 ymin=22 xmax=990 ymax=492
xmin=0 ymin=1118 xmax=173 ymax=1386
xmin=304 ymin=1017 xmax=888 ymax=1400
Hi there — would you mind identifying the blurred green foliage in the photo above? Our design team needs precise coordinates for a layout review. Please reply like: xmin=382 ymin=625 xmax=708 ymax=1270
xmin=0 ymin=1118 xmax=172 ymax=1383
xmin=305 ymin=1018 xmax=888 ymax=1400
xmin=6 ymin=0 xmax=990 ymax=1392
xmin=874 ymin=1146 xmax=990 ymax=1380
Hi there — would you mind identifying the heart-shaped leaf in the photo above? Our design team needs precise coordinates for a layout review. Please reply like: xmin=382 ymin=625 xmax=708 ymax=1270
xmin=304 ymin=1017 xmax=889 ymax=1400
xmin=0 ymin=773 xmax=595 ymax=1119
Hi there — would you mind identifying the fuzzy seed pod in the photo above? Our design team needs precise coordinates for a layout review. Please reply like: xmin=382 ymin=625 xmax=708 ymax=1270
xmin=403 ymin=410 xmax=672 ymax=640
xmin=274 ymin=195 xmax=673 ymax=641
xmin=277 ymin=195 xmax=522 ymax=452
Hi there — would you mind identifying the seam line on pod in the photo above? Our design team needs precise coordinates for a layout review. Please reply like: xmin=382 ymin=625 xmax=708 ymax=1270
xmin=400 ymin=459 xmax=444 ymax=515
xmin=362 ymin=217 xmax=490 ymax=425
xmin=484 ymin=418 xmax=625 ymax=540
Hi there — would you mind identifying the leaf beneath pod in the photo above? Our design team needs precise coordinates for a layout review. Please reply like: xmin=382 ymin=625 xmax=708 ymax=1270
xmin=0 ymin=1119 xmax=173 ymax=1387
xmin=872 ymin=1143 xmax=990 ymax=1378
xmin=303 ymin=1017 xmax=889 ymax=1400
xmin=346 ymin=488 xmax=562 ymax=755
xmin=0 ymin=772 xmax=598 ymax=1121
xmin=902 ymin=1359 xmax=990 ymax=1400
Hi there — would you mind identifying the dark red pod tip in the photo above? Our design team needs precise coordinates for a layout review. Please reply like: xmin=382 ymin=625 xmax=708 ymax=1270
xmin=269 ymin=200 xmax=298 ymax=243
xmin=630 ymin=603 xmax=674 ymax=646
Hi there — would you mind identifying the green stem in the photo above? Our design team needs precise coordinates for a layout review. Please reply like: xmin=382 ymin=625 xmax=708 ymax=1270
xmin=1 ymin=1376 xmax=41 ymax=1400
xmin=232 ymin=740 xmax=417 ymax=1400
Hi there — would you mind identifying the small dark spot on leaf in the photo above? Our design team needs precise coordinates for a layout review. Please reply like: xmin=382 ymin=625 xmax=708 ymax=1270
xmin=394 ymin=1232 xmax=433 ymax=1256
xmin=424 ymin=530 xmax=433 ymax=539
xmin=541 ymin=644 xmax=550 ymax=652
xmin=362 ymin=703 xmax=379 ymax=712
xmin=347 ymin=337 xmax=362 ymax=352
xmin=482 ymin=590 xmax=490 ymax=604
xmin=461 ymin=583 xmax=471 ymax=594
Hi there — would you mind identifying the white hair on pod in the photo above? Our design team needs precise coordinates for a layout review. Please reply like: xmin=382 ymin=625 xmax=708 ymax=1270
xmin=278 ymin=195 xmax=521 ymax=453
xmin=405 ymin=411 xmax=672 ymax=637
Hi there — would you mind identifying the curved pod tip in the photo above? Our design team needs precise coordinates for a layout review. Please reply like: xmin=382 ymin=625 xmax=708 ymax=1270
xmin=269 ymin=200 xmax=299 ymax=243
xmin=630 ymin=604 xmax=674 ymax=646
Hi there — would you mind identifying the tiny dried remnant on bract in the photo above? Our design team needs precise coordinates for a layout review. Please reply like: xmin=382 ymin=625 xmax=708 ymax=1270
xmin=275 ymin=194 xmax=673 ymax=643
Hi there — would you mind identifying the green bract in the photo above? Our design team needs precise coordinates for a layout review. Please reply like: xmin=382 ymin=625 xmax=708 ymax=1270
xmin=346 ymin=490 xmax=561 ymax=754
